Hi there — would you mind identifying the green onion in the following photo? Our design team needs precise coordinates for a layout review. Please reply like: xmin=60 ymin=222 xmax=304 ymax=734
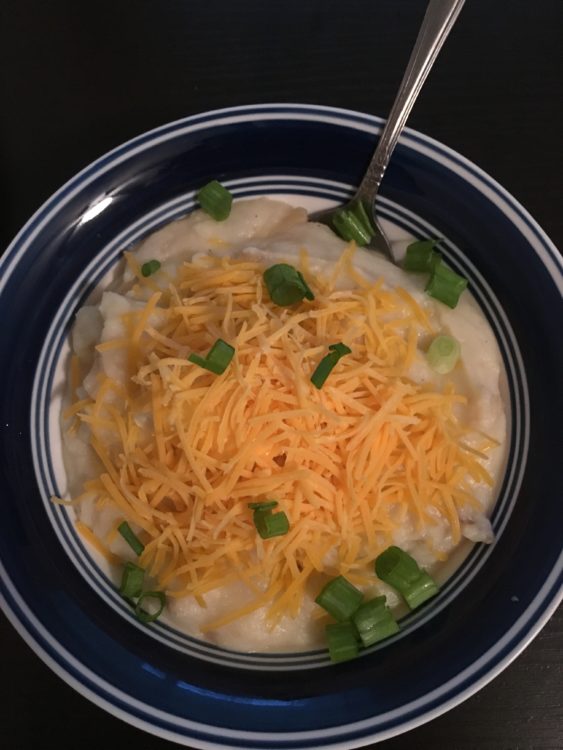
xmin=325 ymin=622 xmax=360 ymax=663
xmin=117 ymin=521 xmax=145 ymax=556
xmin=375 ymin=546 xmax=439 ymax=609
xmin=119 ymin=562 xmax=145 ymax=599
xmin=188 ymin=353 xmax=222 ymax=374
xmin=248 ymin=500 xmax=278 ymax=511
xmin=310 ymin=343 xmax=351 ymax=390
xmin=250 ymin=498 xmax=289 ymax=540
xmin=263 ymin=263 xmax=315 ymax=306
xmin=403 ymin=240 xmax=441 ymax=272
xmin=188 ymin=338 xmax=234 ymax=375
xmin=352 ymin=596 xmax=399 ymax=647
xmin=426 ymin=334 xmax=461 ymax=374
xmin=402 ymin=238 xmax=468 ymax=308
xmin=253 ymin=509 xmax=290 ymax=539
xmin=331 ymin=199 xmax=374 ymax=246
xmin=298 ymin=272 xmax=314 ymax=300
xmin=141 ymin=259 xmax=161 ymax=277
xmin=425 ymin=260 xmax=468 ymax=308
xmin=328 ymin=342 xmax=351 ymax=357
xmin=196 ymin=180 xmax=233 ymax=221
xmin=135 ymin=591 xmax=166 ymax=623
xmin=315 ymin=575 xmax=363 ymax=621
xmin=332 ymin=211 xmax=370 ymax=245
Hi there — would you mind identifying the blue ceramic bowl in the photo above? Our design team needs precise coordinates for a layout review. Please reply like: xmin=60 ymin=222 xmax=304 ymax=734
xmin=0 ymin=104 xmax=561 ymax=748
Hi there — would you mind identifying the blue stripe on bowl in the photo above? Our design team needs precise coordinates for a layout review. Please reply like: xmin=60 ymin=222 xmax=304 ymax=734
xmin=2 ymin=553 xmax=561 ymax=748
xmin=1 ymin=105 xmax=561 ymax=286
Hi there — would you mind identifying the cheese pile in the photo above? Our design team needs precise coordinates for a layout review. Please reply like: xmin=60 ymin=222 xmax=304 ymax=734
xmin=64 ymin=243 xmax=493 ymax=632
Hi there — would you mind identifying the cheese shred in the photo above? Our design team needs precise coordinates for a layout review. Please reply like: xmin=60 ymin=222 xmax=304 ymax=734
xmin=63 ymin=246 xmax=493 ymax=630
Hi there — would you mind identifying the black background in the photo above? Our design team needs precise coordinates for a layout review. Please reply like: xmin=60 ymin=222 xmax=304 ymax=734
xmin=1 ymin=1 xmax=561 ymax=748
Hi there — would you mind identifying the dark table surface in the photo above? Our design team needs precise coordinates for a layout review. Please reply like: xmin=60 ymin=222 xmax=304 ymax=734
xmin=1 ymin=1 xmax=561 ymax=748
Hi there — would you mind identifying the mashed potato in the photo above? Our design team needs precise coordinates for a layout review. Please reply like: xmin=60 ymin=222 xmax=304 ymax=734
xmin=62 ymin=197 xmax=507 ymax=652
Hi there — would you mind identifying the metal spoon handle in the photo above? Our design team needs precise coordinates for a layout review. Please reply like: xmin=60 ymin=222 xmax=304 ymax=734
xmin=356 ymin=0 xmax=466 ymax=204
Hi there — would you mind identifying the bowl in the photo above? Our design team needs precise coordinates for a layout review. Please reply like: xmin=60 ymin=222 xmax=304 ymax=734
xmin=0 ymin=104 xmax=561 ymax=749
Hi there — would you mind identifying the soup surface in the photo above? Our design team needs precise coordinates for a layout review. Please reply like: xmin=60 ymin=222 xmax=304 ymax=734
xmin=61 ymin=197 xmax=507 ymax=652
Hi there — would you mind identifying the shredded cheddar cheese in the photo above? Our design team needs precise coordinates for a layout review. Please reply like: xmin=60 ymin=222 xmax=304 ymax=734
xmin=63 ymin=244 xmax=494 ymax=629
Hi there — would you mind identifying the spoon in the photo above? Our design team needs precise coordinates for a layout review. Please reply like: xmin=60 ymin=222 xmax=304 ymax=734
xmin=311 ymin=0 xmax=466 ymax=262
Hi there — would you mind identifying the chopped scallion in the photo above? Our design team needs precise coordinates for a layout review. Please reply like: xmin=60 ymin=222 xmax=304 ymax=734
xmin=135 ymin=591 xmax=166 ymax=623
xmin=141 ymin=259 xmax=161 ymax=277
xmin=297 ymin=271 xmax=315 ymax=300
xmin=426 ymin=260 xmax=468 ymax=308
xmin=119 ymin=562 xmax=145 ymax=599
xmin=325 ymin=622 xmax=360 ymax=663
xmin=248 ymin=500 xmax=278 ymax=511
xmin=426 ymin=334 xmax=461 ymax=374
xmin=196 ymin=180 xmax=233 ymax=221
xmin=188 ymin=353 xmax=222 ymax=374
xmin=263 ymin=263 xmax=315 ymax=306
xmin=403 ymin=240 xmax=441 ymax=272
xmin=188 ymin=338 xmax=234 ymax=375
xmin=331 ymin=199 xmax=374 ymax=246
xmin=253 ymin=508 xmax=290 ymax=539
xmin=315 ymin=575 xmax=363 ymax=621
xmin=352 ymin=596 xmax=399 ymax=647
xmin=310 ymin=343 xmax=351 ymax=390
xmin=375 ymin=546 xmax=439 ymax=609
xmin=117 ymin=521 xmax=145 ymax=556
xmin=332 ymin=211 xmax=370 ymax=245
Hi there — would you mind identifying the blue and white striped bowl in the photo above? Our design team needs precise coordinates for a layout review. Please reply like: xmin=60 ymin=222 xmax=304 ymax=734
xmin=1 ymin=104 xmax=561 ymax=748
